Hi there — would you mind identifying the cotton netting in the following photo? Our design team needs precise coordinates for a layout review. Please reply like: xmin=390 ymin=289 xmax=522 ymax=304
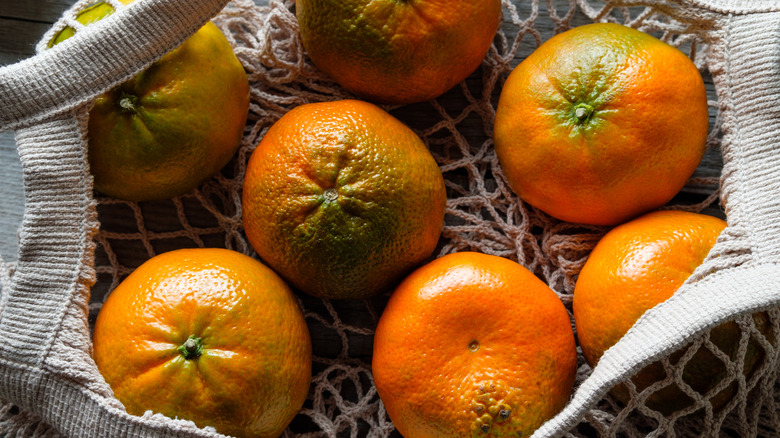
xmin=2 ymin=0 xmax=779 ymax=437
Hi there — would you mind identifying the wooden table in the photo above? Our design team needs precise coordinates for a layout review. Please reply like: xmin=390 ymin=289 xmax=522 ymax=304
xmin=0 ymin=1 xmax=72 ymax=261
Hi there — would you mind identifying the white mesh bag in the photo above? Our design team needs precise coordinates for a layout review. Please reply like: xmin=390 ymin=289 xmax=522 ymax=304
xmin=1 ymin=0 xmax=780 ymax=436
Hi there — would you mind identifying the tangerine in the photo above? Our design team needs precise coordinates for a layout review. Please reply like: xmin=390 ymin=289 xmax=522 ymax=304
xmin=92 ymin=248 xmax=311 ymax=438
xmin=242 ymin=99 xmax=446 ymax=300
xmin=52 ymin=1 xmax=250 ymax=201
xmin=49 ymin=0 xmax=133 ymax=44
xmin=494 ymin=23 xmax=708 ymax=225
xmin=373 ymin=252 xmax=577 ymax=437
xmin=573 ymin=210 xmax=768 ymax=414
xmin=296 ymin=0 xmax=502 ymax=105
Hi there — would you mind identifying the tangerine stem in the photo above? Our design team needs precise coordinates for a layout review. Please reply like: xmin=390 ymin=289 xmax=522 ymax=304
xmin=323 ymin=188 xmax=339 ymax=202
xmin=574 ymin=103 xmax=594 ymax=123
xmin=177 ymin=335 xmax=203 ymax=360
xmin=119 ymin=93 xmax=138 ymax=113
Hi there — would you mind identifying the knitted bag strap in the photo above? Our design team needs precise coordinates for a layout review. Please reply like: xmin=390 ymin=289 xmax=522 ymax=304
xmin=0 ymin=0 xmax=238 ymax=436
xmin=535 ymin=2 xmax=780 ymax=436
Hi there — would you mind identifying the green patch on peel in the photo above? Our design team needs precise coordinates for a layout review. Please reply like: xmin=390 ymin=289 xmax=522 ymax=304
xmin=48 ymin=2 xmax=117 ymax=47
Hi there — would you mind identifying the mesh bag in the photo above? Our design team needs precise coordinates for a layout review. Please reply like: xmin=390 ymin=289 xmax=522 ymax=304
xmin=2 ymin=0 xmax=780 ymax=436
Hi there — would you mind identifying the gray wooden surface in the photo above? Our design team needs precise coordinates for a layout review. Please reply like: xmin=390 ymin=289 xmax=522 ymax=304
xmin=0 ymin=0 xmax=76 ymax=262
xmin=0 ymin=0 xmax=724 ymax=266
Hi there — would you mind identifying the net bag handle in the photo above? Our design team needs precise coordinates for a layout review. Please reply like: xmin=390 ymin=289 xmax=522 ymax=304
xmin=536 ymin=2 xmax=780 ymax=436
xmin=0 ymin=0 xmax=236 ymax=436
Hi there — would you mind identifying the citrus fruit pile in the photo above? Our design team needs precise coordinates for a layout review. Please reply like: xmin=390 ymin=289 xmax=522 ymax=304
xmin=84 ymin=0 xmax=741 ymax=436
